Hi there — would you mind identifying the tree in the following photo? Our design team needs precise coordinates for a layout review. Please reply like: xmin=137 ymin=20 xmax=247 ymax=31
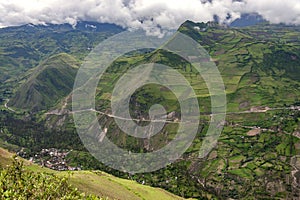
xmin=0 ymin=156 xmax=101 ymax=199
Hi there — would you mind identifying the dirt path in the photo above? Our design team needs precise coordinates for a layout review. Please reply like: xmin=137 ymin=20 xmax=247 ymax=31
xmin=4 ymin=99 xmax=16 ymax=112
xmin=226 ymin=106 xmax=300 ymax=115
xmin=72 ymin=108 xmax=180 ymax=124
xmin=290 ymin=156 xmax=300 ymax=189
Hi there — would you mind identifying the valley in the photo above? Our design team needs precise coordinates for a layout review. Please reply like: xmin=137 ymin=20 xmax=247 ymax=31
xmin=0 ymin=20 xmax=300 ymax=199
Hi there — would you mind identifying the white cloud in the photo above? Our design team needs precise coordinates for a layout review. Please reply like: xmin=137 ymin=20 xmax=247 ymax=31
xmin=240 ymin=0 xmax=300 ymax=25
xmin=0 ymin=0 xmax=299 ymax=33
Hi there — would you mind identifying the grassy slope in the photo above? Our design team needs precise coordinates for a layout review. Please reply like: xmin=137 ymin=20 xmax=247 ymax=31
xmin=0 ymin=147 xmax=189 ymax=200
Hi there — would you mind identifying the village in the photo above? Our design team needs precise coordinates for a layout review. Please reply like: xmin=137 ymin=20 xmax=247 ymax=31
xmin=18 ymin=148 xmax=81 ymax=171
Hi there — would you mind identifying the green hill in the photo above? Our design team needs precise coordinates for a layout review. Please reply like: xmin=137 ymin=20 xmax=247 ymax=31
xmin=82 ymin=21 xmax=300 ymax=153
xmin=9 ymin=53 xmax=79 ymax=111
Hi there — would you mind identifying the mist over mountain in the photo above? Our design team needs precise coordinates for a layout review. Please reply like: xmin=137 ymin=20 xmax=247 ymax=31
xmin=0 ymin=0 xmax=299 ymax=36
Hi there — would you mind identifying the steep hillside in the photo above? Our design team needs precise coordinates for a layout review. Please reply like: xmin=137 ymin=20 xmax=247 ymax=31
xmin=9 ymin=53 xmax=79 ymax=111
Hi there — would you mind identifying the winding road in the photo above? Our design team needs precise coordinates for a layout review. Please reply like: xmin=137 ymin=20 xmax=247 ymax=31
xmin=72 ymin=108 xmax=181 ymax=124
xmin=46 ymin=103 xmax=300 ymax=125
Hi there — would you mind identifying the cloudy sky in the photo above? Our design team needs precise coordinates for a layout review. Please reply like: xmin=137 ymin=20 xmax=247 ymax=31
xmin=0 ymin=0 xmax=299 ymax=34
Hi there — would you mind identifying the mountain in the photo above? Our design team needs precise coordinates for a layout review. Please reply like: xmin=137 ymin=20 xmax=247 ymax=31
xmin=8 ymin=53 xmax=79 ymax=111
xmin=0 ymin=21 xmax=300 ymax=199
xmin=72 ymin=21 xmax=299 ymax=198
xmin=230 ymin=13 xmax=266 ymax=27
